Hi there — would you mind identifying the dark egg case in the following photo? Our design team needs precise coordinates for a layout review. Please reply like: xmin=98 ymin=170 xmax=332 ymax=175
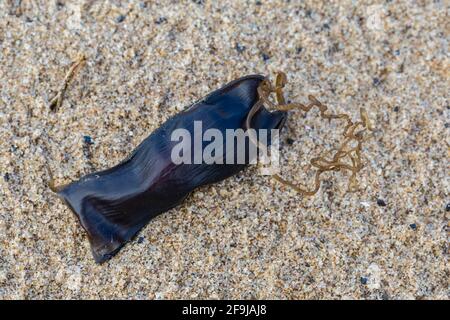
xmin=57 ymin=75 xmax=287 ymax=263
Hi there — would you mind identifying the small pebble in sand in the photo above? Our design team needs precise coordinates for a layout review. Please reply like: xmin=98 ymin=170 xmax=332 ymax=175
xmin=83 ymin=135 xmax=94 ymax=145
xmin=116 ymin=15 xmax=126 ymax=23
xmin=286 ymin=138 xmax=295 ymax=145
xmin=360 ymin=277 xmax=368 ymax=285
xmin=235 ymin=43 xmax=246 ymax=53
xmin=445 ymin=203 xmax=450 ymax=212
xmin=409 ymin=223 xmax=417 ymax=230
xmin=155 ymin=17 xmax=167 ymax=24
xmin=377 ymin=199 xmax=387 ymax=207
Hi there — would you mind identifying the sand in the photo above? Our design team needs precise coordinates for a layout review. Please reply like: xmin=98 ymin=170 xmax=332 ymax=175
xmin=0 ymin=0 xmax=448 ymax=299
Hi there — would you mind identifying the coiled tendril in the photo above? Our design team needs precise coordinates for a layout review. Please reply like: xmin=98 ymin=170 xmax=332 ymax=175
xmin=247 ymin=72 xmax=373 ymax=195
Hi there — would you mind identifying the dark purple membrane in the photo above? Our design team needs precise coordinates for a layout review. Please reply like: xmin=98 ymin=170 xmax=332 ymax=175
xmin=57 ymin=75 xmax=286 ymax=263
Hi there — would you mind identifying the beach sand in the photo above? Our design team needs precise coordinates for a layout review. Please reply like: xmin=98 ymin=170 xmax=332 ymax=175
xmin=0 ymin=0 xmax=448 ymax=299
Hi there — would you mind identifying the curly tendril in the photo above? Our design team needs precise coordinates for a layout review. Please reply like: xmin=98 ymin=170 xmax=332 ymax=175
xmin=247 ymin=72 xmax=373 ymax=195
